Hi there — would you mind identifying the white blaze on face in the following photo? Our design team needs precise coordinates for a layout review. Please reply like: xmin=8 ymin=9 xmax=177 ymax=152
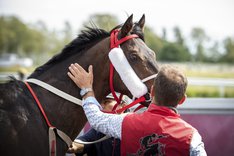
xmin=108 ymin=47 xmax=148 ymax=98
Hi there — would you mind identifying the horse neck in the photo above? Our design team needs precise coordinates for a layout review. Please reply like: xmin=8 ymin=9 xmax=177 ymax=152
xmin=30 ymin=37 xmax=111 ymax=140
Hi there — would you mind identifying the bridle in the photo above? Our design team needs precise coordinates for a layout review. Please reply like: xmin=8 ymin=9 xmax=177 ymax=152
xmin=24 ymin=29 xmax=157 ymax=156
xmin=109 ymin=29 xmax=139 ymax=104
xmin=108 ymin=29 xmax=157 ymax=114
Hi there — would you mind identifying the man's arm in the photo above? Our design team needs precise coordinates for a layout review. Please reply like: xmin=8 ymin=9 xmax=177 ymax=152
xmin=190 ymin=131 xmax=207 ymax=156
xmin=78 ymin=128 xmax=99 ymax=141
xmin=67 ymin=63 xmax=126 ymax=139
xmin=83 ymin=96 xmax=127 ymax=139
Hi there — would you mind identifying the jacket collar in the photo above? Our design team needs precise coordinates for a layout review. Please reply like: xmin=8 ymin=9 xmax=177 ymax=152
xmin=147 ymin=104 xmax=180 ymax=117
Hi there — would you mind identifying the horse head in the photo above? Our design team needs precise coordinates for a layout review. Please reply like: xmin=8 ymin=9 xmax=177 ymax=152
xmin=108 ymin=14 xmax=159 ymax=106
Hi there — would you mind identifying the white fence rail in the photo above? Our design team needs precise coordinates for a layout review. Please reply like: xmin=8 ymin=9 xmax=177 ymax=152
xmin=178 ymin=98 xmax=234 ymax=114
xmin=188 ymin=77 xmax=234 ymax=97
xmin=1 ymin=72 xmax=234 ymax=97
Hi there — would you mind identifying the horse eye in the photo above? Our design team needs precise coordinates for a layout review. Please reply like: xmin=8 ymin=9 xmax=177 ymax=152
xmin=129 ymin=53 xmax=139 ymax=61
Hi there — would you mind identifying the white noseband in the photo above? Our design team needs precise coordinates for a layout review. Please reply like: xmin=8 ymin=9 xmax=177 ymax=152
xmin=109 ymin=47 xmax=157 ymax=98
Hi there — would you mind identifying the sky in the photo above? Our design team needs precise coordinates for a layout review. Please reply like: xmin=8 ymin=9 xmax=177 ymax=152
xmin=0 ymin=0 xmax=234 ymax=41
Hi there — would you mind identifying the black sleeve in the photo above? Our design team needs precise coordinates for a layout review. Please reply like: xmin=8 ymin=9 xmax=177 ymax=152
xmin=78 ymin=128 xmax=99 ymax=141
xmin=76 ymin=128 xmax=99 ymax=155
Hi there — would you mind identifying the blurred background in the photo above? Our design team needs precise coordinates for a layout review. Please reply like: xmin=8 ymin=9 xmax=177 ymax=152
xmin=0 ymin=0 xmax=233 ymax=97
xmin=0 ymin=0 xmax=234 ymax=155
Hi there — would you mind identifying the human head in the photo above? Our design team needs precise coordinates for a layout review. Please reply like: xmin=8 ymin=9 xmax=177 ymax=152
xmin=152 ymin=65 xmax=187 ymax=107
xmin=100 ymin=94 xmax=128 ymax=112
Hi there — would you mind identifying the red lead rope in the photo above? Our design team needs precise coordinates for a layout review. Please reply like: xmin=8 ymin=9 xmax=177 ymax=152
xmin=25 ymin=82 xmax=58 ymax=156
xmin=103 ymin=96 xmax=146 ymax=114
xmin=25 ymin=82 xmax=53 ymax=127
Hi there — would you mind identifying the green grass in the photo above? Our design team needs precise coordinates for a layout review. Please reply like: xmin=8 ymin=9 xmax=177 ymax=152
xmin=0 ymin=66 xmax=35 ymax=73
xmin=186 ymin=69 xmax=234 ymax=97
xmin=187 ymin=86 xmax=234 ymax=97
xmin=186 ymin=70 xmax=234 ymax=78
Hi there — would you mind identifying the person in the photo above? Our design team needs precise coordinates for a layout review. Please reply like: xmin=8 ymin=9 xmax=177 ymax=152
xmin=67 ymin=63 xmax=207 ymax=156
xmin=18 ymin=67 xmax=28 ymax=80
xmin=67 ymin=93 xmax=129 ymax=156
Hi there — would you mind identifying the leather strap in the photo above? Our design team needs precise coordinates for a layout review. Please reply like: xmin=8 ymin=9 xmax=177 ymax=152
xmin=26 ymin=78 xmax=82 ymax=106
xmin=142 ymin=74 xmax=157 ymax=83
xmin=74 ymin=135 xmax=110 ymax=145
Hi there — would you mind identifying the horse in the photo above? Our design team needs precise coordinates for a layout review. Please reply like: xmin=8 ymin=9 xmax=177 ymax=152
xmin=0 ymin=14 xmax=159 ymax=156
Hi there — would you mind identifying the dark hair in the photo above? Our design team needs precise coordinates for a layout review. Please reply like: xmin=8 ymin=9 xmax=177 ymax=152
xmin=154 ymin=65 xmax=187 ymax=107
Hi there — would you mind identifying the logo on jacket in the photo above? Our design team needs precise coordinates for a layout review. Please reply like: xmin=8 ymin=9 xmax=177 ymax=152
xmin=128 ymin=133 xmax=168 ymax=156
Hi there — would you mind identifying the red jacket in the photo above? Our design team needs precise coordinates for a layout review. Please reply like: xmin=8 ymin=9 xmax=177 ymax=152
xmin=121 ymin=104 xmax=195 ymax=156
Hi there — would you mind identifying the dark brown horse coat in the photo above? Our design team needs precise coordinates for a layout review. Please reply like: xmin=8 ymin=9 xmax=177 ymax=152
xmin=0 ymin=15 xmax=158 ymax=156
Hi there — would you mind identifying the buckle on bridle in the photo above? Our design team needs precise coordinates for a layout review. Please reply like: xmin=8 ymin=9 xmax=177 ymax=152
xmin=144 ymin=92 xmax=152 ymax=103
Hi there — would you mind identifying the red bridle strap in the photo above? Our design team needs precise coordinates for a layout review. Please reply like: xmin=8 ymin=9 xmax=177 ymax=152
xmin=109 ymin=29 xmax=139 ymax=104
xmin=109 ymin=63 xmax=121 ymax=104
xmin=115 ymin=96 xmax=145 ymax=114
xmin=111 ymin=94 xmax=123 ymax=112
xmin=110 ymin=29 xmax=139 ymax=49
xmin=102 ymin=96 xmax=145 ymax=114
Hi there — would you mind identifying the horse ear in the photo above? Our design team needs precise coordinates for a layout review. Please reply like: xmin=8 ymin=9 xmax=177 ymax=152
xmin=120 ymin=14 xmax=133 ymax=37
xmin=138 ymin=14 xmax=145 ymax=31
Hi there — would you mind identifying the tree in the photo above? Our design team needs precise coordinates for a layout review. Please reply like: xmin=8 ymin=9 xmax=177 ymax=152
xmin=0 ymin=16 xmax=28 ymax=54
xmin=62 ymin=21 xmax=73 ymax=44
xmin=0 ymin=16 xmax=47 ymax=56
xmin=206 ymin=41 xmax=221 ymax=63
xmin=221 ymin=37 xmax=234 ymax=63
xmin=158 ymin=42 xmax=191 ymax=62
xmin=173 ymin=26 xmax=184 ymax=45
xmin=162 ymin=27 xmax=167 ymax=41
xmin=190 ymin=27 xmax=209 ymax=62
xmin=144 ymin=26 xmax=164 ymax=56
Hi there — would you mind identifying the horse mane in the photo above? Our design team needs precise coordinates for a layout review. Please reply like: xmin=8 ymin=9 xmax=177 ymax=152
xmin=29 ymin=27 xmax=110 ymax=78
xmin=29 ymin=24 xmax=144 ymax=78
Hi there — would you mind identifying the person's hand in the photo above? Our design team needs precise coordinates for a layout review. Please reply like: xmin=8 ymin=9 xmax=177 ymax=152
xmin=67 ymin=63 xmax=93 ymax=89
xmin=67 ymin=142 xmax=84 ymax=153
